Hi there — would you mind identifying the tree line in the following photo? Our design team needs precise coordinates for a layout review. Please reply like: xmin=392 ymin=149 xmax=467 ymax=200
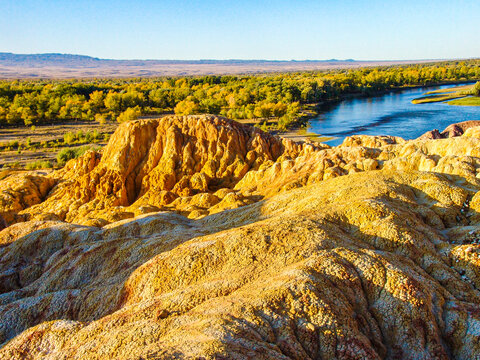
xmin=0 ymin=60 xmax=479 ymax=130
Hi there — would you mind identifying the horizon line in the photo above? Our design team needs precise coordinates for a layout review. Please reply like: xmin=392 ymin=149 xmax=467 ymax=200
xmin=3 ymin=52 xmax=477 ymax=63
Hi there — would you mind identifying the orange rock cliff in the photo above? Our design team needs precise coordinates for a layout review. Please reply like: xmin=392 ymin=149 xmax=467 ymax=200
xmin=0 ymin=115 xmax=480 ymax=359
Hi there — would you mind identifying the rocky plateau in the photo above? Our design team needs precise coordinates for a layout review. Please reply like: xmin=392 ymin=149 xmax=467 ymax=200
xmin=1 ymin=115 xmax=480 ymax=359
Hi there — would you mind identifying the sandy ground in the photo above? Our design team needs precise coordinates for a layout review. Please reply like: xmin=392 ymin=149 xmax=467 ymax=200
xmin=277 ymin=129 xmax=333 ymax=143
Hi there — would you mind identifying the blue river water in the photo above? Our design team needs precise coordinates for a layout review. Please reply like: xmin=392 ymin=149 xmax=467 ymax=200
xmin=308 ymin=83 xmax=480 ymax=146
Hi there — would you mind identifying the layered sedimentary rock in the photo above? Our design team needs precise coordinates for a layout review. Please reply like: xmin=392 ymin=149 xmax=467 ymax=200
xmin=1 ymin=115 xmax=480 ymax=359
xmin=418 ymin=120 xmax=480 ymax=140
xmin=0 ymin=115 xmax=325 ymax=225
xmin=0 ymin=172 xmax=56 ymax=224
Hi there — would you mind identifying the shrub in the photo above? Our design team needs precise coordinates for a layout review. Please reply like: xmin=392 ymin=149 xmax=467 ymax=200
xmin=56 ymin=145 xmax=97 ymax=166
xmin=64 ymin=131 xmax=76 ymax=144
xmin=92 ymin=129 xmax=101 ymax=141
xmin=25 ymin=160 xmax=53 ymax=170
xmin=8 ymin=161 xmax=20 ymax=169
xmin=57 ymin=148 xmax=77 ymax=165
xmin=473 ymin=81 xmax=480 ymax=97
xmin=85 ymin=131 xmax=94 ymax=143
xmin=95 ymin=113 xmax=107 ymax=124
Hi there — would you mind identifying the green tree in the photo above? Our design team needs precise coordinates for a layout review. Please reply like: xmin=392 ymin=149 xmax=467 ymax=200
xmin=56 ymin=148 xmax=77 ymax=165
xmin=149 ymin=89 xmax=170 ymax=108
xmin=95 ymin=113 xmax=107 ymax=124
xmin=472 ymin=81 xmax=480 ymax=97
xmin=104 ymin=91 xmax=122 ymax=115
xmin=174 ymin=99 xmax=200 ymax=115
xmin=59 ymin=97 xmax=84 ymax=120
xmin=199 ymin=98 xmax=222 ymax=114
xmin=87 ymin=90 xmax=105 ymax=112
xmin=117 ymin=106 xmax=141 ymax=123
xmin=122 ymin=90 xmax=145 ymax=108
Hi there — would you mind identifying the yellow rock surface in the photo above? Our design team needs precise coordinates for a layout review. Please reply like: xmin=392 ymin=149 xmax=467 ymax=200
xmin=0 ymin=116 xmax=480 ymax=359
xmin=0 ymin=171 xmax=56 ymax=224
xmin=3 ymin=115 xmax=321 ymax=225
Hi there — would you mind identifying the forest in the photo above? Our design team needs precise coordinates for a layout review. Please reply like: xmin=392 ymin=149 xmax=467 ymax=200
xmin=0 ymin=60 xmax=479 ymax=130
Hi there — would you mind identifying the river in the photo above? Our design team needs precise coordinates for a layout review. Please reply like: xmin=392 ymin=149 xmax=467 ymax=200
xmin=308 ymin=82 xmax=480 ymax=146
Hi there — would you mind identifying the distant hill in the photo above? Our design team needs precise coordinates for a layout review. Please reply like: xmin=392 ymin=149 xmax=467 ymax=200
xmin=0 ymin=52 xmax=360 ymax=66
xmin=0 ymin=52 xmax=437 ymax=78
xmin=0 ymin=53 xmax=104 ymax=66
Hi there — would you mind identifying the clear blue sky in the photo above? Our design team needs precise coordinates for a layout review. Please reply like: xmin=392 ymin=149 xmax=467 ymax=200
xmin=1 ymin=0 xmax=479 ymax=60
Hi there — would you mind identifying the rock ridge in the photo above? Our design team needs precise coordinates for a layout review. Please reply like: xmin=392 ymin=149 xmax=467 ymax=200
xmin=1 ymin=115 xmax=324 ymax=225
xmin=0 ymin=115 xmax=480 ymax=358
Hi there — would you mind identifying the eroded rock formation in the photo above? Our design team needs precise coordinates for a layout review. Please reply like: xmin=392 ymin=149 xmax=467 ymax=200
xmin=418 ymin=120 xmax=480 ymax=140
xmin=1 ymin=115 xmax=480 ymax=359
xmin=0 ymin=115 xmax=325 ymax=225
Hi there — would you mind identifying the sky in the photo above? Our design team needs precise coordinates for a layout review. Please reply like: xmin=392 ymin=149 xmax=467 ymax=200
xmin=1 ymin=0 xmax=479 ymax=61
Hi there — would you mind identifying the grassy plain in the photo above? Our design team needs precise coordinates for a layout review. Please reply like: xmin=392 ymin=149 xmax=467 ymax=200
xmin=0 ymin=121 xmax=117 ymax=168
xmin=425 ymin=84 xmax=474 ymax=94
xmin=411 ymin=94 xmax=466 ymax=104
xmin=412 ymin=83 xmax=474 ymax=104
xmin=448 ymin=97 xmax=480 ymax=106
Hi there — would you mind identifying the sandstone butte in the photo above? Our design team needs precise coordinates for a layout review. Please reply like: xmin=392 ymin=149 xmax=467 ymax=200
xmin=1 ymin=115 xmax=480 ymax=359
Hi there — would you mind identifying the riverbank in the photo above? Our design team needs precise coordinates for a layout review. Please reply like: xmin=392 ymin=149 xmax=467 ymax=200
xmin=276 ymin=80 xmax=479 ymax=143
xmin=412 ymin=94 xmax=467 ymax=104
xmin=276 ymin=128 xmax=333 ymax=143
xmin=236 ymin=80 xmax=480 ymax=144
xmin=411 ymin=82 xmax=477 ymax=104
xmin=293 ymin=80 xmax=479 ymax=132
xmin=312 ymin=79 xmax=478 ymax=110
xmin=448 ymin=97 xmax=480 ymax=106
xmin=301 ymin=81 xmax=480 ymax=145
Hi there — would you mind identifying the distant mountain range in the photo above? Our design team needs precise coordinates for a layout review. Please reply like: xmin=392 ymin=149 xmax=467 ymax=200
xmin=0 ymin=52 xmax=436 ymax=78
xmin=0 ymin=53 xmax=104 ymax=66
xmin=0 ymin=52 xmax=358 ymax=66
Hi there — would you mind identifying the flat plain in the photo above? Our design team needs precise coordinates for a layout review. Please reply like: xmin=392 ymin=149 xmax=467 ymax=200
xmin=0 ymin=122 xmax=117 ymax=167
xmin=0 ymin=56 xmax=436 ymax=78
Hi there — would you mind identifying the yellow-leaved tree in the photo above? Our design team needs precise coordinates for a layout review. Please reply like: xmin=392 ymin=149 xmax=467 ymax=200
xmin=117 ymin=106 xmax=141 ymax=123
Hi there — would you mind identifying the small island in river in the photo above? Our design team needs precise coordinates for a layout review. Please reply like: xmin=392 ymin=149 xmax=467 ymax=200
xmin=412 ymin=81 xmax=480 ymax=105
